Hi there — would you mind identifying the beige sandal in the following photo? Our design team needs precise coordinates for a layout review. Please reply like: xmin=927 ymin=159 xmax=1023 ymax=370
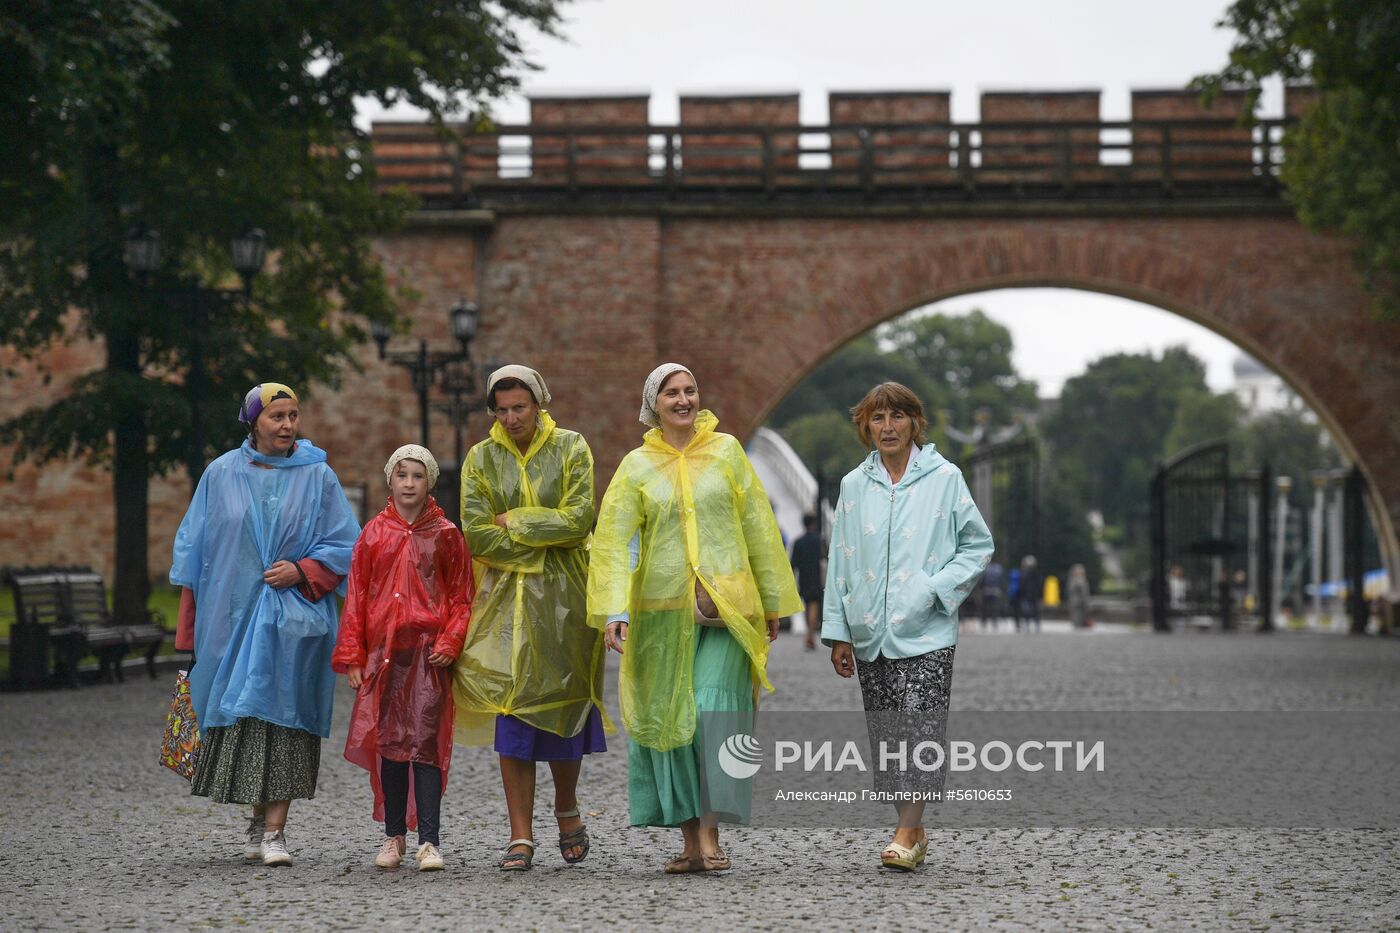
xmin=880 ymin=836 xmax=927 ymax=871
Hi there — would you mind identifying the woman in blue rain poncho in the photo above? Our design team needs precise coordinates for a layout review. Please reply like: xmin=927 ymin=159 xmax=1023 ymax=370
xmin=589 ymin=363 xmax=800 ymax=874
xmin=170 ymin=383 xmax=358 ymax=868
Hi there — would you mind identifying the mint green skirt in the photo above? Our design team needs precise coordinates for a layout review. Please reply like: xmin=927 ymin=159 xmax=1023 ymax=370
xmin=627 ymin=619 xmax=756 ymax=827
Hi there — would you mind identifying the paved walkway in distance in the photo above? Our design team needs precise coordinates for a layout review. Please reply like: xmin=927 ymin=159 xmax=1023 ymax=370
xmin=3 ymin=627 xmax=1399 ymax=931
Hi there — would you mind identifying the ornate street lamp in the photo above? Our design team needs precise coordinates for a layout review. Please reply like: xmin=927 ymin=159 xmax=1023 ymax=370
xmin=123 ymin=225 xmax=266 ymax=489
xmin=374 ymin=300 xmax=484 ymax=448
xmin=230 ymin=227 xmax=268 ymax=289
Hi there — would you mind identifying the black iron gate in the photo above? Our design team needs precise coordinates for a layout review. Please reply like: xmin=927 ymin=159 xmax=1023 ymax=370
xmin=1150 ymin=440 xmax=1273 ymax=631
xmin=967 ymin=437 xmax=1040 ymax=574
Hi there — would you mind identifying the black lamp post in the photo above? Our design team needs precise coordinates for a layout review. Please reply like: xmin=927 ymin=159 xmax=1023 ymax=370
xmin=373 ymin=298 xmax=481 ymax=448
xmin=124 ymin=225 xmax=267 ymax=489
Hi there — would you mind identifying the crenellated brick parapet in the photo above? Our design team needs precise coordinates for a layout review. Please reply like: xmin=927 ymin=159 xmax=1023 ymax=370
xmin=979 ymin=91 xmax=1102 ymax=182
xmin=528 ymin=93 xmax=651 ymax=181
xmin=1131 ymin=89 xmax=1255 ymax=182
xmin=828 ymin=91 xmax=952 ymax=180
xmin=677 ymin=92 xmax=800 ymax=178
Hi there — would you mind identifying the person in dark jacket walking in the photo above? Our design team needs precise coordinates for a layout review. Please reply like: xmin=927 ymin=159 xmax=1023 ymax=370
xmin=790 ymin=513 xmax=825 ymax=650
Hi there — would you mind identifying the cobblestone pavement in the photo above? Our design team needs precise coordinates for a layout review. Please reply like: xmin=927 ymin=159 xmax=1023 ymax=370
xmin=4 ymin=627 xmax=1400 ymax=931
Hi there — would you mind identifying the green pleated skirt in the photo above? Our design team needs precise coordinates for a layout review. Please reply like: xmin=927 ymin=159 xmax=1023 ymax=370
xmin=628 ymin=621 xmax=756 ymax=827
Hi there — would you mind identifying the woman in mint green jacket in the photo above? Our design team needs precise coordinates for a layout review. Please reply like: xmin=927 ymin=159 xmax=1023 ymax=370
xmin=821 ymin=382 xmax=994 ymax=872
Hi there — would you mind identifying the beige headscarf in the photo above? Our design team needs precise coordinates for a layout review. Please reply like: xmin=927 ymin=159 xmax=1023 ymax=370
xmin=639 ymin=362 xmax=695 ymax=428
xmin=384 ymin=444 xmax=440 ymax=488
xmin=486 ymin=364 xmax=551 ymax=407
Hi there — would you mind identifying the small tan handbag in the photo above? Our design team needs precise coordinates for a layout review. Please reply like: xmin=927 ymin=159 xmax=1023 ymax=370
xmin=694 ymin=580 xmax=725 ymax=628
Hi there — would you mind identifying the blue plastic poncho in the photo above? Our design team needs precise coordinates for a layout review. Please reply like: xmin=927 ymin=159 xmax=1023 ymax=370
xmin=171 ymin=439 xmax=359 ymax=737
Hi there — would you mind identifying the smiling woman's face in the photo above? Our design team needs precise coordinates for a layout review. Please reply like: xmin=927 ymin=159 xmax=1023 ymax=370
xmin=657 ymin=370 xmax=699 ymax=433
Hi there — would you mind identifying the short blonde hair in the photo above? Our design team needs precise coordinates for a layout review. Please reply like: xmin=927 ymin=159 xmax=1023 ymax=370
xmin=850 ymin=382 xmax=929 ymax=449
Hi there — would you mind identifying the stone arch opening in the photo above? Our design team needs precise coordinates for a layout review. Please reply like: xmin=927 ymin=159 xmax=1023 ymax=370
xmin=719 ymin=220 xmax=1399 ymax=587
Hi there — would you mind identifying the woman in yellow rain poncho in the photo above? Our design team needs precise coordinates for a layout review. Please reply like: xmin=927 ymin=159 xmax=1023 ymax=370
xmin=453 ymin=365 xmax=607 ymax=871
xmin=589 ymin=363 xmax=800 ymax=874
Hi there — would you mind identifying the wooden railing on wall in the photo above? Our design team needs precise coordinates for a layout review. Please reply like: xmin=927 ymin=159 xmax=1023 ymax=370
xmin=371 ymin=118 xmax=1290 ymax=203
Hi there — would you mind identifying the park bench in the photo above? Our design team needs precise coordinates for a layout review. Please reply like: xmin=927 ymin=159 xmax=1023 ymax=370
xmin=4 ymin=567 xmax=168 ymax=688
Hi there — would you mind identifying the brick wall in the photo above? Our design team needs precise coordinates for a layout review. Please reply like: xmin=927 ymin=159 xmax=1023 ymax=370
xmin=828 ymin=91 xmax=952 ymax=180
xmin=677 ymin=93 xmax=800 ymax=179
xmin=6 ymin=145 xmax=1400 ymax=588
xmin=1131 ymin=89 xmax=1254 ymax=182
xmin=528 ymin=94 xmax=651 ymax=182
xmin=979 ymin=91 xmax=1101 ymax=181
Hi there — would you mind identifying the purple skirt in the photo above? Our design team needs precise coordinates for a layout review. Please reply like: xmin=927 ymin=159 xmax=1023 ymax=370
xmin=494 ymin=707 xmax=607 ymax=762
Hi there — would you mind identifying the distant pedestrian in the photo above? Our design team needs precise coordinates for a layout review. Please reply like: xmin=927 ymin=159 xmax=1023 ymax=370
xmin=170 ymin=383 xmax=359 ymax=867
xmin=980 ymin=560 xmax=1006 ymax=630
xmin=1009 ymin=566 xmax=1023 ymax=629
xmin=332 ymin=445 xmax=474 ymax=872
xmin=790 ymin=513 xmax=825 ymax=650
xmin=1067 ymin=564 xmax=1091 ymax=628
xmin=821 ymin=382 xmax=993 ymax=872
xmin=1018 ymin=556 xmax=1042 ymax=633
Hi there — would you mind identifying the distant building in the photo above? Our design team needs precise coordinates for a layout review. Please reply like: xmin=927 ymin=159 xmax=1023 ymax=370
xmin=1232 ymin=353 xmax=1300 ymax=416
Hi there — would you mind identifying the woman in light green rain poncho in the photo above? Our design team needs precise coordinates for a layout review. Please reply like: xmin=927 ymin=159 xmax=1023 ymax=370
xmin=453 ymin=365 xmax=608 ymax=872
xmin=588 ymin=363 xmax=800 ymax=874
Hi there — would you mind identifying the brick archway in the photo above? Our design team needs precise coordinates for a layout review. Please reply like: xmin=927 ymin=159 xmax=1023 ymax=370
xmin=646 ymin=217 xmax=1399 ymax=576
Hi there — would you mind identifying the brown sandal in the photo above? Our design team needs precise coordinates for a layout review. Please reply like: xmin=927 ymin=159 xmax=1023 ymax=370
xmin=701 ymin=850 xmax=732 ymax=871
xmin=664 ymin=854 xmax=705 ymax=874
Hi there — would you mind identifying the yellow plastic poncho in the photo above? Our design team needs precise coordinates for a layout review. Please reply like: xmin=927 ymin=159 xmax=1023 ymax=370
xmin=587 ymin=410 xmax=801 ymax=752
xmin=452 ymin=411 xmax=608 ymax=744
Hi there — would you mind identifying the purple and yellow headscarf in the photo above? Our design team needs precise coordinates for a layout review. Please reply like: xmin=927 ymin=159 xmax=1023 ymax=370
xmin=238 ymin=383 xmax=298 ymax=425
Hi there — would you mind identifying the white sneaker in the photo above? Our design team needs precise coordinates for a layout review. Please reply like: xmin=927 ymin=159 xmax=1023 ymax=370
xmin=375 ymin=836 xmax=405 ymax=869
xmin=261 ymin=830 xmax=293 ymax=867
xmin=244 ymin=816 xmax=266 ymax=861
xmin=416 ymin=842 xmax=444 ymax=872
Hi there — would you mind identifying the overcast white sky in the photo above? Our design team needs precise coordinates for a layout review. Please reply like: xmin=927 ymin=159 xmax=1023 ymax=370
xmin=358 ymin=0 xmax=1270 ymax=396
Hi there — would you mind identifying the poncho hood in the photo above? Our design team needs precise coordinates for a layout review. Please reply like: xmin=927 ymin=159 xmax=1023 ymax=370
xmin=858 ymin=442 xmax=949 ymax=488
xmin=641 ymin=408 xmax=720 ymax=454
xmin=488 ymin=410 xmax=558 ymax=464
xmin=383 ymin=495 xmax=446 ymax=530
xmin=241 ymin=437 xmax=329 ymax=468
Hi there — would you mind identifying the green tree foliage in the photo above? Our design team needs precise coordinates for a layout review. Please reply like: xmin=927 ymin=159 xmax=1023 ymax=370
xmin=1197 ymin=0 xmax=1400 ymax=318
xmin=1161 ymin=388 xmax=1247 ymax=460
xmin=1043 ymin=347 xmax=1213 ymax=576
xmin=767 ymin=335 xmax=933 ymax=429
xmin=774 ymin=411 xmax=869 ymax=501
xmin=1237 ymin=408 xmax=1343 ymax=505
xmin=0 ymin=0 xmax=563 ymax=622
xmin=880 ymin=310 xmax=1039 ymax=428
xmin=1038 ymin=465 xmax=1104 ymax=592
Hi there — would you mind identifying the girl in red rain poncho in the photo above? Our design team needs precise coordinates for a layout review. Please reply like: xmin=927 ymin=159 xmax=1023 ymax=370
xmin=332 ymin=445 xmax=473 ymax=871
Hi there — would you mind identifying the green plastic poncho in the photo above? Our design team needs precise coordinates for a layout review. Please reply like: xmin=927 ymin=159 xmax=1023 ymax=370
xmin=588 ymin=410 xmax=801 ymax=752
xmin=452 ymin=411 xmax=608 ymax=743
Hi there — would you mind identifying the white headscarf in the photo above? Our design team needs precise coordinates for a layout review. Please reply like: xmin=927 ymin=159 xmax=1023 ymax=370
xmin=384 ymin=444 xmax=440 ymax=488
xmin=639 ymin=362 xmax=695 ymax=428
xmin=487 ymin=364 xmax=551 ymax=407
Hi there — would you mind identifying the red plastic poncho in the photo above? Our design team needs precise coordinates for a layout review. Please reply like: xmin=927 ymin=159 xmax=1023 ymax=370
xmin=331 ymin=496 xmax=474 ymax=828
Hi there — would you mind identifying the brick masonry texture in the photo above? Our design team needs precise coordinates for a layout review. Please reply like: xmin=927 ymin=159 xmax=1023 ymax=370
xmin=828 ymin=91 xmax=952 ymax=175
xmin=3 ymin=214 xmax=1399 ymax=585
